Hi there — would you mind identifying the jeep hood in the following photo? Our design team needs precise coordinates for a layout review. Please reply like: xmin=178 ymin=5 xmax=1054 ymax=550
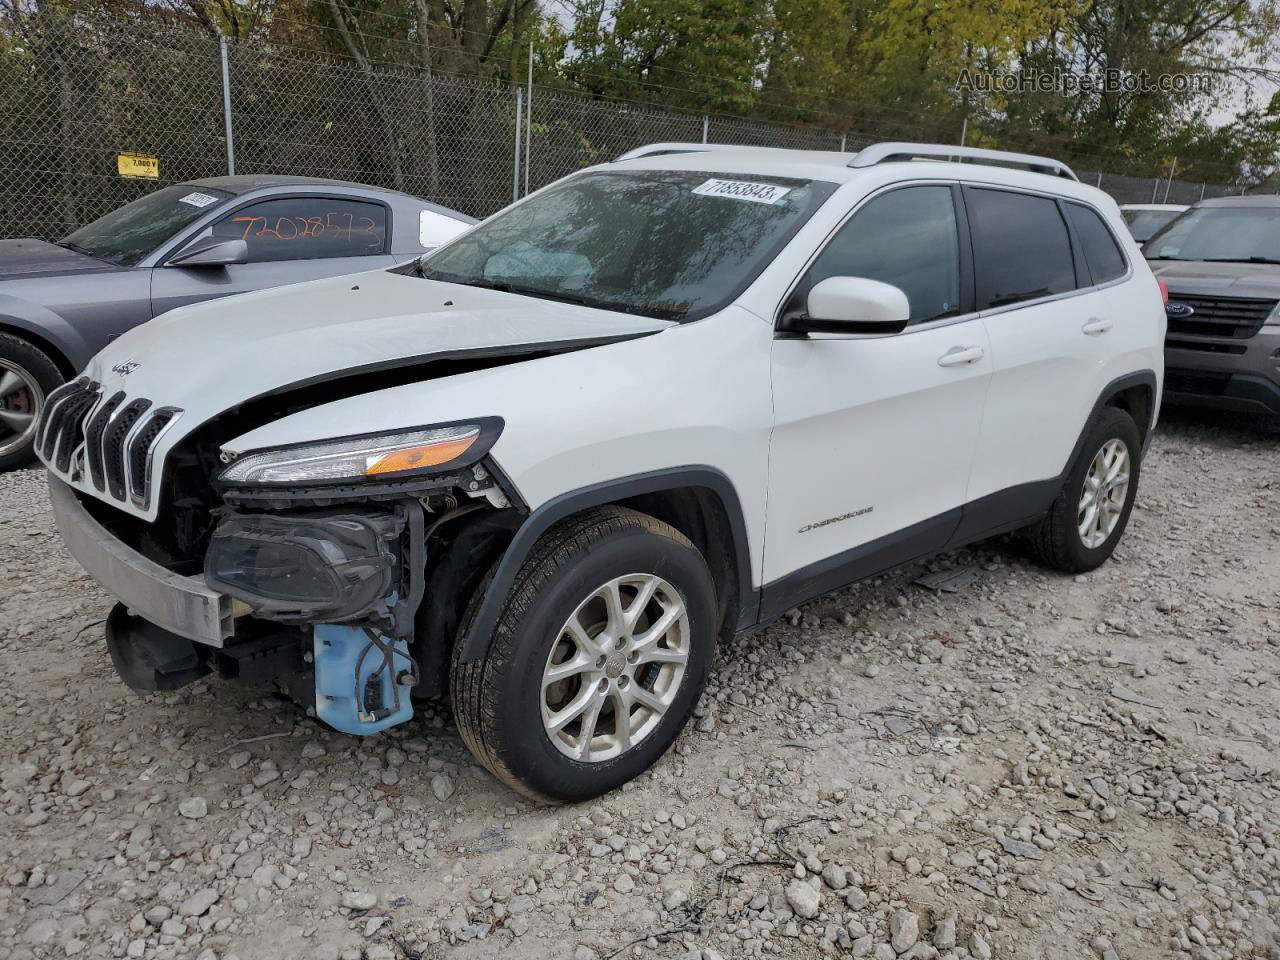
xmin=88 ymin=267 xmax=673 ymax=405
xmin=1148 ymin=259 xmax=1280 ymax=300
xmin=54 ymin=268 xmax=672 ymax=521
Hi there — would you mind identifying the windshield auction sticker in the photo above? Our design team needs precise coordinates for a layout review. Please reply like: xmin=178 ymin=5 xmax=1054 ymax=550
xmin=692 ymin=179 xmax=792 ymax=204
xmin=177 ymin=192 xmax=220 ymax=208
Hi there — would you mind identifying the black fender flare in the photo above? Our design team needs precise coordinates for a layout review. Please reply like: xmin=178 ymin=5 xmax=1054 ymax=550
xmin=1066 ymin=369 xmax=1159 ymax=468
xmin=456 ymin=466 xmax=756 ymax=663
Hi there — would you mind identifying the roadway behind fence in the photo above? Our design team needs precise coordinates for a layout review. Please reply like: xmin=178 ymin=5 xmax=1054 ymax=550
xmin=0 ymin=15 xmax=1246 ymax=241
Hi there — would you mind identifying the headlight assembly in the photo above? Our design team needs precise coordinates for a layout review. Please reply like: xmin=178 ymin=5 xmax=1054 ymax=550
xmin=219 ymin=420 xmax=500 ymax=485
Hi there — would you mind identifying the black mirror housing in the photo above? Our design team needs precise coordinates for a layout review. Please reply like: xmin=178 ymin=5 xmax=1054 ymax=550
xmin=167 ymin=237 xmax=248 ymax=268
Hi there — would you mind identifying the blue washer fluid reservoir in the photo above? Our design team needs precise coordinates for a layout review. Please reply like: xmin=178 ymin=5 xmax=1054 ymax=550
xmin=313 ymin=624 xmax=415 ymax=736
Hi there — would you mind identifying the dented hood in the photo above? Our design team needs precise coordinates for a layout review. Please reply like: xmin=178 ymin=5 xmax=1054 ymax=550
xmin=88 ymin=267 xmax=672 ymax=412
xmin=53 ymin=267 xmax=671 ymax=520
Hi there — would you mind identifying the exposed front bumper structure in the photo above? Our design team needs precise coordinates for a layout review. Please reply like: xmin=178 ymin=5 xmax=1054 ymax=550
xmin=47 ymin=476 xmax=242 ymax=646
xmin=49 ymin=474 xmax=427 ymax=737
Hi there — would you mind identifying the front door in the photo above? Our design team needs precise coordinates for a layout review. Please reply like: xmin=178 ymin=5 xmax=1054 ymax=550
xmin=764 ymin=183 xmax=991 ymax=612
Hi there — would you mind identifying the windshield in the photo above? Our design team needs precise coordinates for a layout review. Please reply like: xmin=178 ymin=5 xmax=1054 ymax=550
xmin=1122 ymin=208 xmax=1182 ymax=243
xmin=420 ymin=170 xmax=835 ymax=320
xmin=1144 ymin=205 xmax=1280 ymax=263
xmin=61 ymin=184 xmax=232 ymax=266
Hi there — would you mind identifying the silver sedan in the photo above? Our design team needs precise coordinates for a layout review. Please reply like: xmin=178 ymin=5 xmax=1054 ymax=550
xmin=0 ymin=176 xmax=474 ymax=469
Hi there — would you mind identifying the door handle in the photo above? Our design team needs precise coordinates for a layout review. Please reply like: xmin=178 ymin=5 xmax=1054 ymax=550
xmin=1082 ymin=317 xmax=1113 ymax=335
xmin=937 ymin=345 xmax=985 ymax=367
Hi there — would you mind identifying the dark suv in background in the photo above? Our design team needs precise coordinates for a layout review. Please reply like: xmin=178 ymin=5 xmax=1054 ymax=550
xmin=1145 ymin=195 xmax=1280 ymax=418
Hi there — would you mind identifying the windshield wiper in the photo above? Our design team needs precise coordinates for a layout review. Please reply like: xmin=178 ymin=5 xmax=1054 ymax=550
xmin=55 ymin=240 xmax=99 ymax=258
xmin=1145 ymin=255 xmax=1185 ymax=261
xmin=1202 ymin=257 xmax=1280 ymax=265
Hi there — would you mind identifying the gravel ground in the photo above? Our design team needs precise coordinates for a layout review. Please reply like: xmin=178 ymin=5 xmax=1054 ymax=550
xmin=1 ymin=409 xmax=1277 ymax=960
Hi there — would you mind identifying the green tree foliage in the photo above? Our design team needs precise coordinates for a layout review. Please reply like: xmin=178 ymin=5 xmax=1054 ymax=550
xmin=1000 ymin=0 xmax=1280 ymax=181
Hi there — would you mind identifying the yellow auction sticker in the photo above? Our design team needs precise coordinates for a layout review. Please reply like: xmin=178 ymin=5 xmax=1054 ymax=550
xmin=117 ymin=153 xmax=159 ymax=179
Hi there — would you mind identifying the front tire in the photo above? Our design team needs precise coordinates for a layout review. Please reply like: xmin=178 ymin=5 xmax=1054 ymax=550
xmin=451 ymin=506 xmax=717 ymax=803
xmin=1027 ymin=406 xmax=1142 ymax=573
xmin=0 ymin=333 xmax=62 ymax=471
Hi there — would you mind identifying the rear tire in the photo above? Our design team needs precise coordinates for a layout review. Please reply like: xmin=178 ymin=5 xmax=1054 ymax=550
xmin=1027 ymin=406 xmax=1142 ymax=573
xmin=451 ymin=506 xmax=717 ymax=803
xmin=0 ymin=333 xmax=63 ymax=471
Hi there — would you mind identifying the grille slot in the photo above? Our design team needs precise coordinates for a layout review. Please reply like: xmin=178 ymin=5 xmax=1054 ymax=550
xmin=127 ymin=407 xmax=179 ymax=507
xmin=37 ymin=379 xmax=86 ymax=458
xmin=84 ymin=391 xmax=125 ymax=490
xmin=1165 ymin=338 xmax=1248 ymax=355
xmin=1165 ymin=294 xmax=1276 ymax=345
xmin=41 ymin=380 xmax=99 ymax=472
xmin=105 ymin=399 xmax=151 ymax=500
xmin=1166 ymin=369 xmax=1232 ymax=396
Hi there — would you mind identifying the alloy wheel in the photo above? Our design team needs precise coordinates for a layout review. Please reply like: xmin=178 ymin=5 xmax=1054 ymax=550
xmin=540 ymin=573 xmax=690 ymax=763
xmin=1077 ymin=438 xmax=1130 ymax=549
xmin=0 ymin=360 xmax=42 ymax=459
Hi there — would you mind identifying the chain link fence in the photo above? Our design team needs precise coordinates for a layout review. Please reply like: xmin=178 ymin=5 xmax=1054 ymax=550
xmin=0 ymin=18 xmax=226 ymax=240
xmin=0 ymin=12 xmax=1248 ymax=241
xmin=1075 ymin=169 xmax=1246 ymax=206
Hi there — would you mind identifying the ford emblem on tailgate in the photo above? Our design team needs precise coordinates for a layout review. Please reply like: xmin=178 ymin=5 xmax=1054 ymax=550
xmin=1166 ymin=302 xmax=1195 ymax=318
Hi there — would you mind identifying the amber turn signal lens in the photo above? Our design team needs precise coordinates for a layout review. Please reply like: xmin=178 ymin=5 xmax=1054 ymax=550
xmin=365 ymin=436 xmax=476 ymax=476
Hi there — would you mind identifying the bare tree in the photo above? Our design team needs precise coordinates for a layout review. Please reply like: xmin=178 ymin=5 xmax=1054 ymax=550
xmin=324 ymin=0 xmax=406 ymax=190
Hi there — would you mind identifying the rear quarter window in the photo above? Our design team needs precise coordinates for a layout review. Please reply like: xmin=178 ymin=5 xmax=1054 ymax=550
xmin=1065 ymin=203 xmax=1128 ymax=284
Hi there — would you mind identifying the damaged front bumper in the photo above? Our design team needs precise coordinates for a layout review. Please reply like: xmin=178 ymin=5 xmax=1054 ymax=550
xmin=50 ymin=475 xmax=427 ymax=737
xmin=48 ymin=476 xmax=244 ymax=645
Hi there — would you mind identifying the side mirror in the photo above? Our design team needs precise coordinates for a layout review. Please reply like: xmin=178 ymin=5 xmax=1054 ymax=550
xmin=796 ymin=276 xmax=910 ymax=335
xmin=167 ymin=237 xmax=248 ymax=268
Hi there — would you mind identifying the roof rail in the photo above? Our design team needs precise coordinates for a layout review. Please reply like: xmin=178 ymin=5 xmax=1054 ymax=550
xmin=849 ymin=142 xmax=1078 ymax=181
xmin=614 ymin=142 xmax=745 ymax=162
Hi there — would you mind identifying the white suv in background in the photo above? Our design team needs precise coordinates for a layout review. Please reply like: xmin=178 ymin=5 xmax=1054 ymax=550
xmin=38 ymin=142 xmax=1165 ymax=802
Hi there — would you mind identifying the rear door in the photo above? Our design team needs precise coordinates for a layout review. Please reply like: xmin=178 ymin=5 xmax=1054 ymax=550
xmin=764 ymin=183 xmax=991 ymax=606
xmin=965 ymin=186 xmax=1129 ymax=504
xmin=150 ymin=195 xmax=397 ymax=316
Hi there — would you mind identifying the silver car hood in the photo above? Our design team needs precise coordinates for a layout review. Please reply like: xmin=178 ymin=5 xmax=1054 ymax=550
xmin=1148 ymin=259 xmax=1280 ymax=299
xmin=46 ymin=267 xmax=672 ymax=521
xmin=0 ymin=239 xmax=117 ymax=280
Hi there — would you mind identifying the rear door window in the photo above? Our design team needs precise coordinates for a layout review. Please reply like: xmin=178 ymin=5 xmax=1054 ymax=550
xmin=210 ymin=197 xmax=388 ymax=263
xmin=967 ymin=188 xmax=1076 ymax=309
xmin=1065 ymin=202 xmax=1127 ymax=284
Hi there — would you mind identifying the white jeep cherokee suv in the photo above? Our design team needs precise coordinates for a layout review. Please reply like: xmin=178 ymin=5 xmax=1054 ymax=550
xmin=37 ymin=142 xmax=1165 ymax=801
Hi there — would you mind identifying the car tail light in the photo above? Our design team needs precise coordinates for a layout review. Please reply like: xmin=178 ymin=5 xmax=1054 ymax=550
xmin=1157 ymin=278 xmax=1169 ymax=305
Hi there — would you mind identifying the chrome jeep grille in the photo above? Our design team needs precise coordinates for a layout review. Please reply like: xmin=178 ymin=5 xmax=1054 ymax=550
xmin=37 ymin=378 xmax=181 ymax=510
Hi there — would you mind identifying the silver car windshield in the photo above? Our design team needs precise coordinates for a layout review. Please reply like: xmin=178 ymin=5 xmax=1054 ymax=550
xmin=1145 ymin=205 xmax=1280 ymax=264
xmin=1122 ymin=208 xmax=1182 ymax=244
xmin=60 ymin=184 xmax=233 ymax=267
xmin=420 ymin=170 xmax=835 ymax=321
